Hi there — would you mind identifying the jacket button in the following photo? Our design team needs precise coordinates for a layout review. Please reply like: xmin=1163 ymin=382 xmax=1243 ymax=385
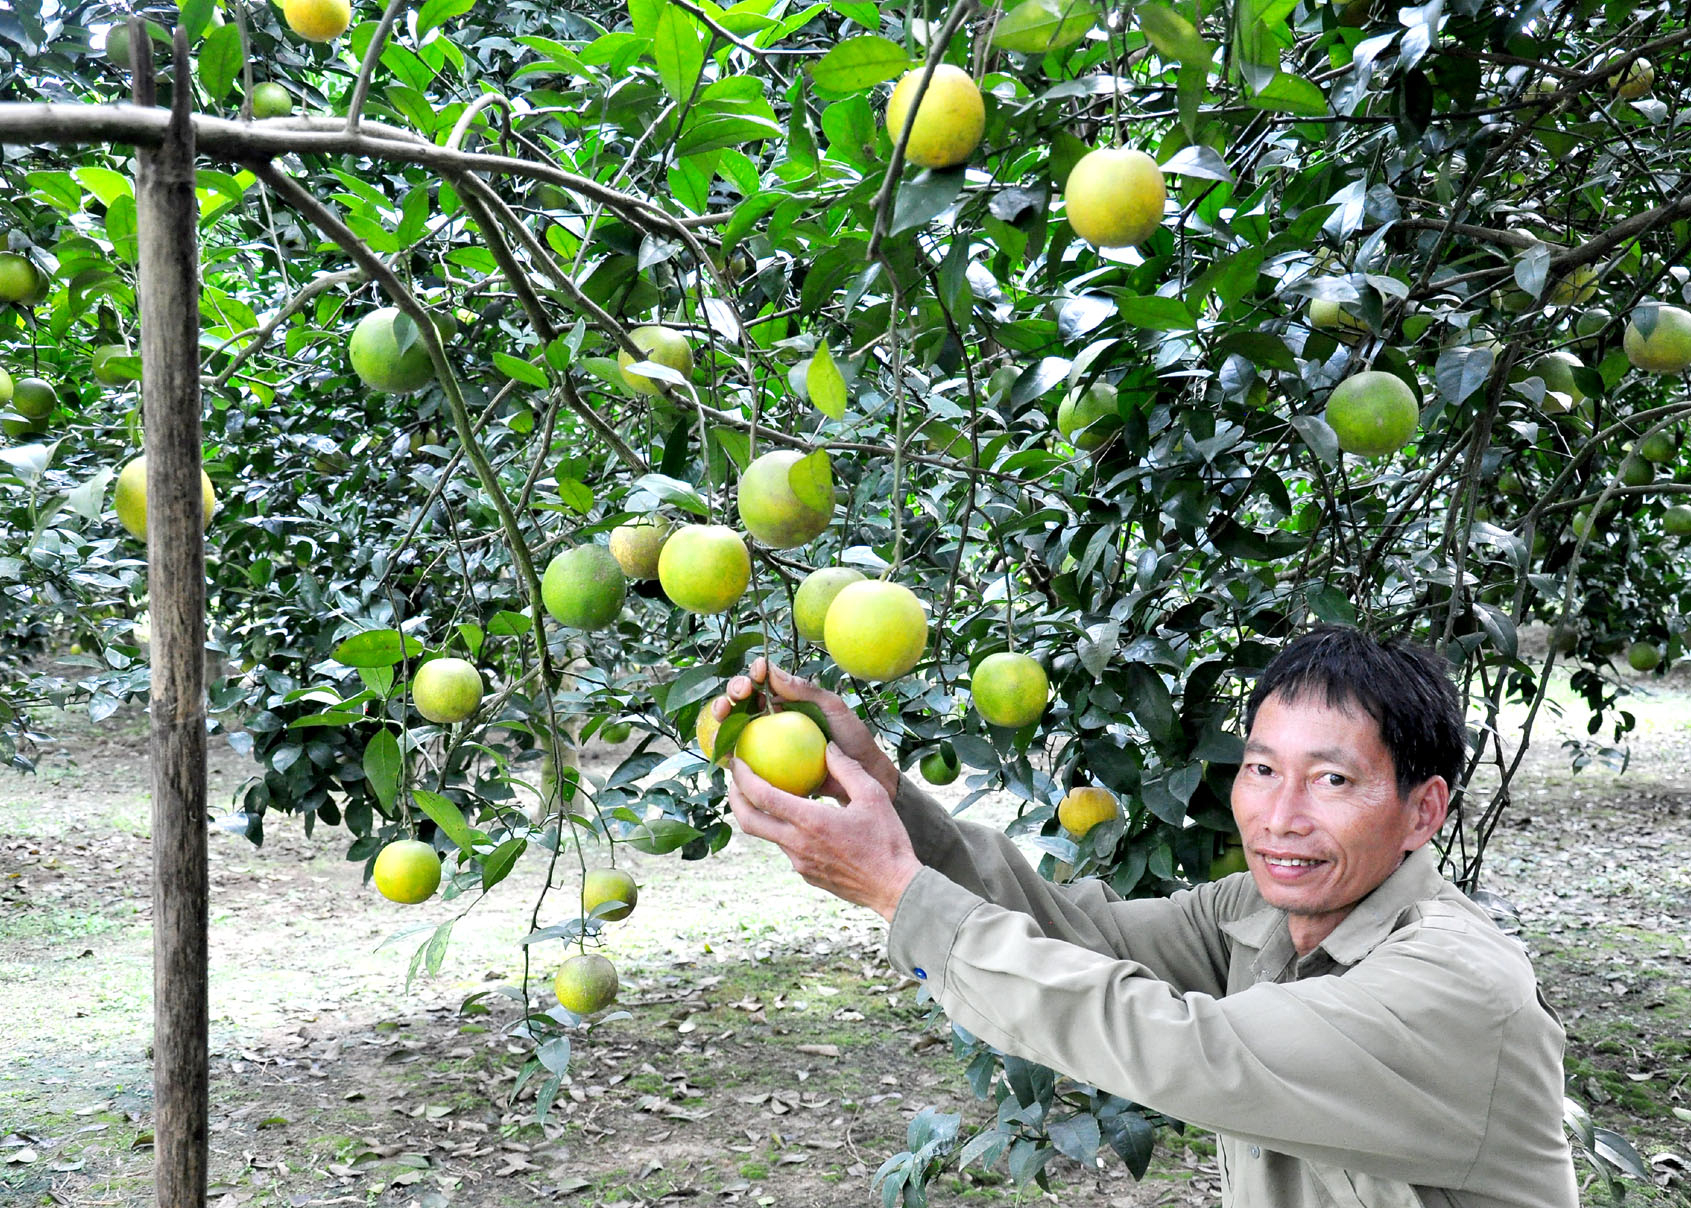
xmin=1249 ymin=1146 xmax=1261 ymax=1158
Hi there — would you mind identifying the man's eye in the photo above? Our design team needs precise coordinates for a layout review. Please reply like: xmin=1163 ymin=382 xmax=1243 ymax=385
xmin=1322 ymin=773 xmax=1347 ymax=787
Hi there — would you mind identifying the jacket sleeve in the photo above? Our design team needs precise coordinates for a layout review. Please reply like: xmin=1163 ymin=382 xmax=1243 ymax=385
xmin=886 ymin=868 xmax=1543 ymax=1188
xmin=891 ymin=775 xmax=1237 ymax=997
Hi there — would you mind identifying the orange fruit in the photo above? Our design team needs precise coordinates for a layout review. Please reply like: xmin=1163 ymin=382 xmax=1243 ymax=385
xmin=793 ymin=566 xmax=865 ymax=641
xmin=734 ymin=711 xmax=828 ymax=796
xmin=582 ymin=868 xmax=639 ymax=921
xmin=554 ymin=953 xmax=619 ymax=1015
xmin=1324 ymin=371 xmax=1419 ymax=458
xmin=617 ymin=326 xmax=694 ymax=395
xmin=696 ymin=703 xmax=723 ymax=762
xmin=608 ymin=517 xmax=672 ymax=579
xmin=884 ymin=64 xmax=985 ymax=169
xmin=113 ymin=456 xmax=216 ymax=540
xmin=542 ymin=545 xmax=627 ymax=630
xmin=657 ymin=524 xmax=750 ymax=614
xmin=823 ymin=580 xmax=928 ymax=681
xmin=373 ymin=839 xmax=442 ymax=903
xmin=737 ymin=449 xmax=832 ymax=548
xmin=349 ymin=307 xmax=437 ymax=395
xmin=283 ymin=0 xmax=352 ymax=42
xmin=971 ymin=652 xmax=1049 ymax=728
xmin=1057 ymin=786 xmax=1119 ymax=837
xmin=250 ymin=82 xmax=294 ymax=118
xmin=0 ymin=253 xmax=42 ymax=304
xmin=1064 ymin=148 xmax=1166 ymax=249
xmin=1624 ymin=305 xmax=1691 ymax=374
xmin=919 ymin=747 xmax=959 ymax=786
xmin=413 ymin=657 xmax=482 ymax=724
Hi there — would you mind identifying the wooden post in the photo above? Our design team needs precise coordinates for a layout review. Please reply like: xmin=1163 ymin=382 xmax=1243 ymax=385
xmin=134 ymin=24 xmax=209 ymax=1208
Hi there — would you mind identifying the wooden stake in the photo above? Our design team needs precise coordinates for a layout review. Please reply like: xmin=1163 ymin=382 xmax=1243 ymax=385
xmin=134 ymin=24 xmax=209 ymax=1208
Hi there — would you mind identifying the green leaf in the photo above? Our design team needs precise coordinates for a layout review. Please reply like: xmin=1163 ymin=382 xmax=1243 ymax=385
xmin=178 ymin=0 xmax=216 ymax=41
xmin=555 ymin=477 xmax=594 ymax=515
xmin=807 ymin=341 xmax=848 ymax=419
xmin=364 ymin=729 xmax=401 ymax=810
xmin=991 ymin=0 xmax=1097 ymax=54
xmin=487 ymin=610 xmax=532 ymax=636
xmin=631 ymin=472 xmax=710 ymax=516
xmin=73 ymin=167 xmax=133 ymax=208
xmin=628 ymin=818 xmax=704 ymax=854
xmin=1116 ymin=295 xmax=1196 ymax=330
xmin=334 ymin=628 xmax=425 ymax=668
xmin=493 ymin=350 xmax=550 ymax=388
xmin=417 ymin=0 xmax=475 ymax=37
xmin=412 ymin=788 xmax=480 ymax=855
xmin=1246 ymin=71 xmax=1328 ymax=117
xmin=788 ymin=450 xmax=834 ymax=513
xmin=890 ymin=168 xmax=965 ymax=235
xmin=1136 ymin=4 xmax=1212 ymax=64
xmin=654 ymin=5 xmax=705 ymax=102
xmin=198 ymin=23 xmax=243 ymax=102
xmin=481 ymin=838 xmax=526 ymax=891
xmin=810 ymin=35 xmax=910 ymax=95
xmin=777 ymin=700 xmax=832 ymax=740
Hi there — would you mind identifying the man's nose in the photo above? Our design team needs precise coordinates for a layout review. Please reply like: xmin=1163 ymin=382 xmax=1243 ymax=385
xmin=1262 ymin=781 xmax=1313 ymax=832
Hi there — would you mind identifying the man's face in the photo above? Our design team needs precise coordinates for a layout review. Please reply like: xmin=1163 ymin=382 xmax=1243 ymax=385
xmin=1231 ymin=690 xmax=1447 ymax=953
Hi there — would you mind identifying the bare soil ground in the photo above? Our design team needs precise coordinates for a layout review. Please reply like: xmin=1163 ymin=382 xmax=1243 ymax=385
xmin=2 ymin=670 xmax=1689 ymax=1208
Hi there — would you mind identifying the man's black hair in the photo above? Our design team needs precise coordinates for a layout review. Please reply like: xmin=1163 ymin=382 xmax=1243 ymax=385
xmin=1243 ymin=625 xmax=1466 ymax=797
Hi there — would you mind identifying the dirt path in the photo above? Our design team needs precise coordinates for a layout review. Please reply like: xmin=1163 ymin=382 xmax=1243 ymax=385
xmin=2 ymin=674 xmax=1689 ymax=1207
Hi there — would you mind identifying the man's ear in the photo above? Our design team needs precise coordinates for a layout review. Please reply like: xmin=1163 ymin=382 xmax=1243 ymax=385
xmin=1403 ymin=776 xmax=1450 ymax=850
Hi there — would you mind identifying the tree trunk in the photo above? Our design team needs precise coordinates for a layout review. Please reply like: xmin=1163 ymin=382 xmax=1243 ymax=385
xmin=134 ymin=25 xmax=209 ymax=1208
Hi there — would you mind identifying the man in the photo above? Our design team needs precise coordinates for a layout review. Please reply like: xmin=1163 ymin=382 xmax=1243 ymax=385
xmin=715 ymin=626 xmax=1578 ymax=1207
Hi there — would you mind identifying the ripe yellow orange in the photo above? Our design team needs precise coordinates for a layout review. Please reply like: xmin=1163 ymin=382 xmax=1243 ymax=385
xmin=696 ymin=702 xmax=723 ymax=762
xmin=734 ymin=711 xmax=828 ymax=797
xmin=542 ymin=545 xmax=628 ymax=630
xmin=884 ymin=64 xmax=985 ymax=170
xmin=608 ymin=517 xmax=672 ymax=579
xmin=823 ymin=579 xmax=928 ymax=681
xmin=1324 ymin=371 xmax=1419 ymax=458
xmin=413 ymin=657 xmax=482 ymax=724
xmin=970 ymin=652 xmax=1049 ymax=729
xmin=793 ymin=566 xmax=865 ymax=641
xmin=617 ymin=325 xmax=694 ymax=395
xmin=658 ymin=524 xmax=751 ymax=614
xmin=1057 ymin=786 xmax=1119 ymax=838
xmin=1624 ymin=305 xmax=1691 ymax=374
xmin=113 ymin=456 xmax=216 ymax=540
xmin=737 ymin=449 xmax=833 ymax=548
xmin=1064 ymin=147 xmax=1166 ymax=249
xmin=554 ymin=953 xmax=619 ymax=1015
xmin=283 ymin=0 xmax=351 ymax=42
xmin=349 ymin=307 xmax=437 ymax=395
xmin=582 ymin=868 xmax=639 ymax=921
xmin=372 ymin=839 xmax=442 ymax=904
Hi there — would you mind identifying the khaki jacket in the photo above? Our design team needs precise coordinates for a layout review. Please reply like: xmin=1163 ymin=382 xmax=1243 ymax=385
xmin=884 ymin=777 xmax=1578 ymax=1208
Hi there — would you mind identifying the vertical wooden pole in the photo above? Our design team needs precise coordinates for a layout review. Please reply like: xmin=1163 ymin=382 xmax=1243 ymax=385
xmin=133 ymin=23 xmax=209 ymax=1208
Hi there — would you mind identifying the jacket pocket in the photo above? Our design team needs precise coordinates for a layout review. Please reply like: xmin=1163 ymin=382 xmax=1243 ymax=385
xmin=1307 ymin=1162 xmax=1425 ymax=1208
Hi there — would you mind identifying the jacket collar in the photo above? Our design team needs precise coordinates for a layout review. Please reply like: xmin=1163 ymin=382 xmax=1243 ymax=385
xmin=1219 ymin=847 xmax=1446 ymax=966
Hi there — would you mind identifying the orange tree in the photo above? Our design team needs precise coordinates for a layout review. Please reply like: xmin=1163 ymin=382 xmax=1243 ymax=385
xmin=0 ymin=0 xmax=1686 ymax=1194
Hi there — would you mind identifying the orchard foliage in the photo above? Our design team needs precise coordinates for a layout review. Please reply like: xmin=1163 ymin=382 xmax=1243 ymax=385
xmin=0 ymin=0 xmax=1687 ymax=1192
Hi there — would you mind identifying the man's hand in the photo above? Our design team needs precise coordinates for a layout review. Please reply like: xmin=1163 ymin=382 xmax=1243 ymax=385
xmin=712 ymin=658 xmax=900 ymax=802
xmin=727 ymin=743 xmax=922 ymax=922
